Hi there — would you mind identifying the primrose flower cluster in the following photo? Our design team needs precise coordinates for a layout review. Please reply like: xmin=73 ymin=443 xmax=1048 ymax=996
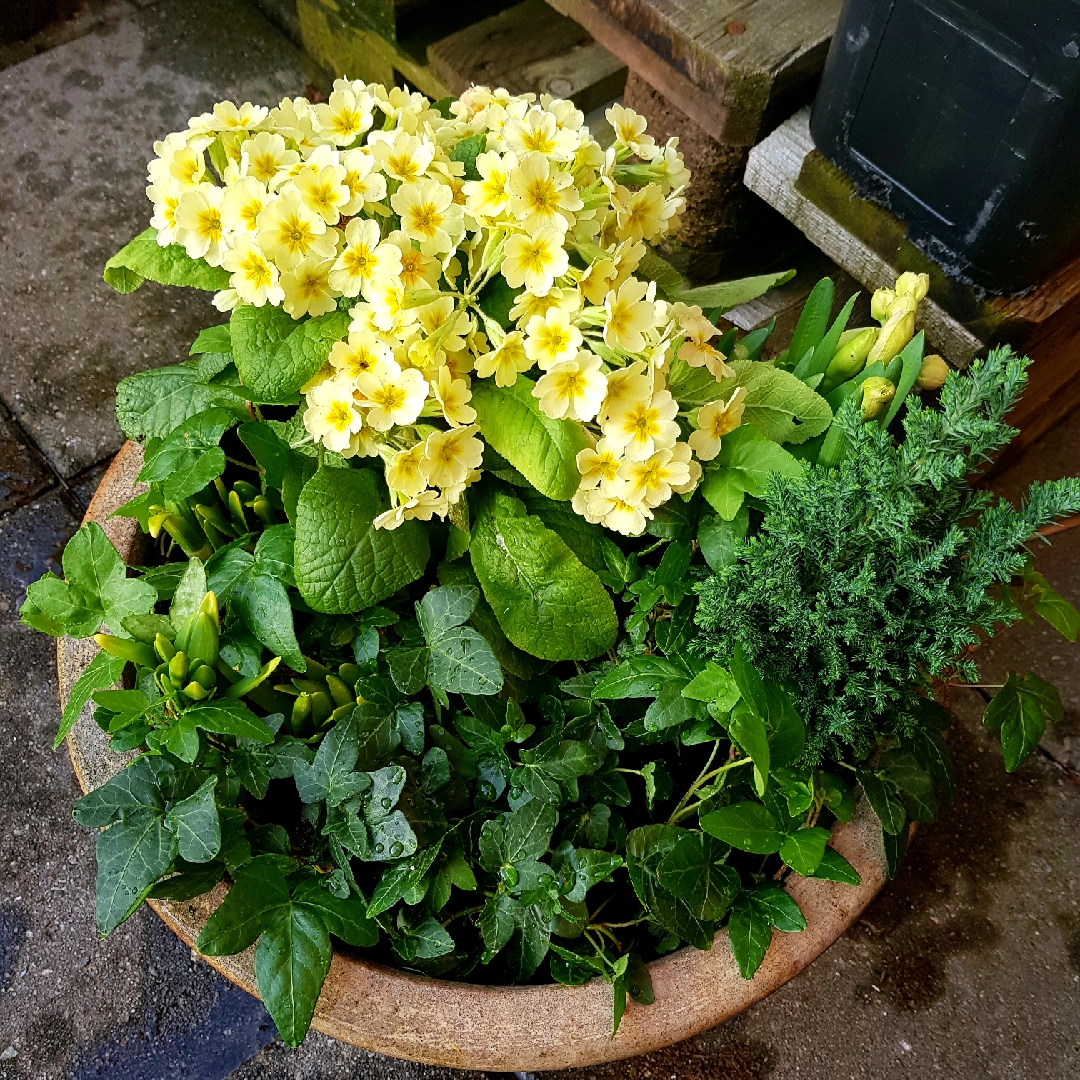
xmin=146 ymin=81 xmax=752 ymax=535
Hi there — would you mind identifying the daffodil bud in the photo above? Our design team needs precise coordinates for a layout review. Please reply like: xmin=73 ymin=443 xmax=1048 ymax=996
xmin=915 ymin=354 xmax=949 ymax=390
xmin=866 ymin=308 xmax=915 ymax=367
xmin=289 ymin=692 xmax=312 ymax=736
xmin=310 ymin=691 xmax=333 ymax=726
xmin=860 ymin=377 xmax=895 ymax=420
xmin=894 ymin=271 xmax=929 ymax=303
xmin=192 ymin=664 xmax=217 ymax=690
xmin=186 ymin=613 xmax=219 ymax=668
xmin=181 ymin=680 xmax=210 ymax=701
xmin=199 ymin=591 xmax=219 ymax=622
xmin=251 ymin=496 xmax=276 ymax=529
xmin=338 ymin=662 xmax=362 ymax=688
xmin=826 ymin=327 xmax=878 ymax=382
xmin=870 ymin=287 xmax=897 ymax=324
xmin=154 ymin=633 xmax=176 ymax=663
xmin=169 ymin=651 xmax=190 ymax=688
xmin=326 ymin=674 xmax=354 ymax=709
xmin=93 ymin=633 xmax=157 ymax=669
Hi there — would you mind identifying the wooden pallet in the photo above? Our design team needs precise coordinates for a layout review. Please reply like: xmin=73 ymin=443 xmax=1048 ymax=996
xmin=743 ymin=108 xmax=1080 ymax=458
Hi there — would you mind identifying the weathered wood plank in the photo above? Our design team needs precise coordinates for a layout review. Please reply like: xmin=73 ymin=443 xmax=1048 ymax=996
xmin=428 ymin=0 xmax=625 ymax=110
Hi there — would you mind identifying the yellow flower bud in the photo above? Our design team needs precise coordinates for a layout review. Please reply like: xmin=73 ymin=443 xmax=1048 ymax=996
xmin=870 ymin=287 xmax=896 ymax=323
xmin=894 ymin=271 xmax=929 ymax=303
xmin=915 ymin=354 xmax=949 ymax=390
xmin=825 ymin=327 xmax=878 ymax=382
xmin=860 ymin=377 xmax=895 ymax=420
xmin=866 ymin=308 xmax=915 ymax=367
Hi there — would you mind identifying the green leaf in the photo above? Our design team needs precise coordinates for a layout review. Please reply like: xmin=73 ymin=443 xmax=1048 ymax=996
xmin=714 ymin=427 xmax=804 ymax=496
xmin=229 ymin=304 xmax=300 ymax=403
xmin=190 ymin=324 xmax=233 ymax=354
xmin=291 ymin=878 xmax=378 ymax=947
xmin=22 ymin=522 xmax=156 ymax=638
xmin=778 ymin=826 xmax=829 ymax=876
xmin=480 ymin=893 xmax=520 ymax=959
xmin=881 ymin=332 xmax=925 ymax=428
xmin=104 ymin=228 xmax=230 ymax=294
xmin=259 ymin=311 xmax=351 ymax=403
xmin=697 ymin=507 xmax=749 ymax=572
xmin=681 ymin=662 xmax=740 ymax=710
xmin=95 ymin=809 xmax=176 ymax=935
xmin=592 ymin=655 xmax=686 ymax=699
xmin=856 ymin=768 xmax=907 ymax=835
xmin=783 ymin=277 xmax=833 ymax=372
xmin=73 ymin=756 xmax=164 ymax=828
xmin=656 ymin=832 xmax=740 ymax=920
xmin=727 ymin=708 xmax=770 ymax=796
xmin=982 ymin=671 xmax=1061 ymax=772
xmin=409 ymin=916 xmax=456 ymax=959
xmin=749 ymin=885 xmax=806 ymax=932
xmin=1029 ymin=573 xmax=1080 ymax=641
xmin=878 ymin=748 xmax=936 ymax=823
xmin=699 ymin=469 xmax=747 ymax=520
xmin=196 ymin=856 xmax=292 ymax=955
xmin=517 ymin=489 xmax=606 ymax=571
xmin=449 ymin=131 xmax=487 ymax=180
xmin=293 ymin=712 xmax=367 ymax=807
xmin=168 ymin=775 xmax=221 ymax=863
xmin=418 ymin=585 xmax=503 ymax=696
xmin=807 ymin=847 xmax=861 ymax=885
xmin=699 ymin=801 xmax=783 ymax=854
xmin=470 ymin=493 xmax=617 ymax=661
xmin=233 ymin=573 xmax=305 ymax=671
xmin=238 ymin=421 xmax=293 ymax=489
xmin=728 ymin=892 xmax=772 ymax=979
xmin=171 ymin=558 xmax=207 ymax=629
xmin=672 ymin=269 xmax=795 ymax=313
xmin=255 ymin=902 xmax=333 ymax=1047
xmin=793 ymin=292 xmax=857 ymax=382
xmin=182 ymin=700 xmax=275 ymax=743
xmin=714 ymin=361 xmax=832 ymax=444
xmin=505 ymin=799 xmax=558 ymax=862
xmin=471 ymin=377 xmax=591 ymax=500
xmin=115 ymin=365 xmax=245 ymax=442
xmin=138 ymin=408 xmax=234 ymax=500
xmin=294 ymin=466 xmax=430 ymax=614
xmin=55 ymin=649 xmax=126 ymax=749
xmin=507 ymin=903 xmax=551 ymax=980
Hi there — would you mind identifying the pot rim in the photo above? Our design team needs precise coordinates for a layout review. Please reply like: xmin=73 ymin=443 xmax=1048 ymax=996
xmin=58 ymin=441 xmax=891 ymax=1072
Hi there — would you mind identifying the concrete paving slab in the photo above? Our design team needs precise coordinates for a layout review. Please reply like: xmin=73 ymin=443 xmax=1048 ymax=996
xmin=0 ymin=403 xmax=55 ymax=515
xmin=0 ymin=0 xmax=306 ymax=478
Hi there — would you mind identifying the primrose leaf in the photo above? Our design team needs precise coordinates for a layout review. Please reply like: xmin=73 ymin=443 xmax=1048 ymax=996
xmin=115 ymin=365 xmax=246 ymax=442
xmin=472 ymin=377 xmax=591 ymax=500
xmin=230 ymin=304 xmax=301 ymax=403
xmin=295 ymin=466 xmax=430 ymax=614
xmin=138 ymin=407 xmax=234 ymax=500
xmin=982 ymin=671 xmax=1061 ymax=772
xmin=104 ymin=228 xmax=230 ymax=294
xmin=672 ymin=269 xmax=795 ymax=313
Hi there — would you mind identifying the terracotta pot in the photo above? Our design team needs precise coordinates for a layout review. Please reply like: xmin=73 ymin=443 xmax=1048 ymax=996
xmin=59 ymin=441 xmax=892 ymax=1072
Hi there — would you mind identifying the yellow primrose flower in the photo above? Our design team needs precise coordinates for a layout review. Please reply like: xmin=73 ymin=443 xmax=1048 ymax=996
xmin=604 ymin=278 xmax=656 ymax=353
xmin=303 ymin=376 xmax=363 ymax=453
xmin=579 ymin=256 xmax=618 ymax=306
xmin=355 ymin=359 xmax=429 ymax=430
xmin=509 ymin=286 xmax=581 ymax=325
xmin=673 ymin=302 xmax=734 ymax=378
xmin=474 ymin=331 xmax=532 ymax=387
xmin=174 ymin=184 xmax=227 ymax=266
xmin=417 ymin=297 xmax=466 ymax=352
xmin=374 ymin=488 xmax=448 ymax=530
xmin=606 ymin=103 xmax=657 ymax=159
xmin=221 ymin=176 xmax=269 ymax=235
xmin=668 ymin=441 xmax=702 ymax=494
xmin=328 ymin=329 xmax=393 ymax=380
xmin=503 ymin=225 xmax=570 ymax=295
xmin=211 ymin=100 xmax=268 ymax=131
xmin=369 ymin=129 xmax=435 ymax=183
xmin=503 ymin=108 xmax=579 ymax=162
xmin=533 ymin=350 xmax=607 ymax=422
xmin=314 ymin=86 xmax=373 ymax=146
xmin=654 ymin=139 xmax=691 ymax=192
xmin=168 ymin=145 xmax=207 ymax=189
xmin=508 ymin=151 xmax=583 ymax=233
xmin=366 ymin=277 xmax=417 ymax=335
xmin=462 ymin=151 xmax=516 ymax=219
xmin=280 ymin=256 xmax=338 ymax=319
xmin=221 ymin=235 xmax=284 ymax=307
xmin=239 ymin=131 xmax=299 ymax=187
xmin=611 ymin=183 xmax=666 ymax=243
xmin=293 ymin=160 xmax=350 ymax=225
xmin=328 ymin=217 xmax=401 ymax=298
xmin=339 ymin=147 xmax=386 ymax=214
xmin=147 ymin=178 xmax=181 ymax=245
xmin=524 ymin=308 xmax=582 ymax=370
xmin=386 ymin=443 xmax=428 ymax=498
xmin=618 ymin=447 xmax=692 ymax=508
xmin=575 ymin=438 xmax=622 ymax=491
xmin=602 ymin=389 xmax=680 ymax=461
xmin=256 ymin=189 xmax=336 ymax=270
xmin=421 ymin=426 xmax=484 ymax=489
xmin=431 ymin=365 xmax=477 ymax=426
xmin=597 ymin=360 xmax=651 ymax=424
xmin=687 ymin=387 xmax=747 ymax=461
xmin=391 ymin=179 xmax=463 ymax=257
xmin=583 ymin=481 xmax=652 ymax=536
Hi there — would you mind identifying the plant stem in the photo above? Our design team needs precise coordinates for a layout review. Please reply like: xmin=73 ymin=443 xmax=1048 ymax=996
xmin=223 ymin=456 xmax=260 ymax=473
xmin=667 ymin=740 xmax=720 ymax=823
xmin=668 ymin=746 xmax=756 ymax=825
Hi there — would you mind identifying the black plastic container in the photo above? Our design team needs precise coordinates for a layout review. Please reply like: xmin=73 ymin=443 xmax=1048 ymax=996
xmin=810 ymin=0 xmax=1080 ymax=295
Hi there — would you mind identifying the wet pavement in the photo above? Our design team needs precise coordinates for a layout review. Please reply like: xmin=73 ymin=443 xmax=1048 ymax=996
xmin=0 ymin=2 xmax=1078 ymax=1077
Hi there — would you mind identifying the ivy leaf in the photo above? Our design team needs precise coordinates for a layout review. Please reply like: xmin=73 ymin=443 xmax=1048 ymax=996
xmin=94 ymin=810 xmax=176 ymax=935
xmin=727 ymin=891 xmax=772 ymax=980
xmin=656 ymin=831 xmax=739 ymax=920
xmin=877 ymin=748 xmax=936 ymax=822
xmin=982 ymin=671 xmax=1061 ymax=772
xmin=681 ymin=661 xmax=740 ymax=710
xmin=807 ymin=847 xmax=862 ymax=885
xmin=470 ymin=493 xmax=617 ymax=661
xmin=471 ymin=377 xmax=591 ymax=500
xmin=255 ymin=901 xmax=333 ymax=1047
xmin=856 ymin=768 xmax=907 ymax=835
xmin=699 ymin=801 xmax=783 ymax=854
xmin=295 ymin=466 xmax=430 ymax=614
xmin=181 ymin=700 xmax=275 ymax=744
xmin=104 ymin=228 xmax=230 ymax=294
xmin=293 ymin=712 xmax=367 ymax=807
xmin=55 ymin=649 xmax=126 ymax=748
xmin=138 ymin=407 xmax=234 ymax=500
xmin=196 ymin=855 xmax=294 ymax=955
xmin=1027 ymin=572 xmax=1080 ymax=641
xmin=592 ymin=655 xmax=687 ymax=700
xmin=418 ymin=585 xmax=503 ymax=696
xmin=167 ymin=775 xmax=221 ymax=864
xmin=778 ymin=826 xmax=829 ymax=876
xmin=697 ymin=507 xmax=749 ymax=572
xmin=290 ymin=877 xmax=379 ymax=947
xmin=73 ymin=756 xmax=164 ymax=829
xmin=699 ymin=468 xmax=746 ymax=521
xmin=21 ymin=522 xmax=156 ymax=638
xmin=727 ymin=708 xmax=770 ymax=796
xmin=480 ymin=893 xmax=521 ymax=959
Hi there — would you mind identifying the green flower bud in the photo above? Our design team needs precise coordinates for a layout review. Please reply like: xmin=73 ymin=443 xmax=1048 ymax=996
xmin=870 ymin=287 xmax=896 ymax=323
xmin=251 ymin=496 xmax=276 ymax=529
xmin=292 ymin=678 xmax=328 ymax=697
xmin=181 ymin=679 xmax=210 ymax=701
xmin=158 ymin=514 xmax=211 ymax=561
xmin=915 ymin=353 xmax=949 ymax=390
xmin=337 ymin=662 xmax=362 ymax=689
xmin=168 ymin=651 xmax=190 ymax=688
xmin=865 ymin=308 xmax=915 ymax=367
xmin=199 ymin=591 xmax=219 ymax=622
xmin=154 ymin=633 xmax=176 ymax=663
xmin=227 ymin=489 xmax=247 ymax=533
xmin=326 ymin=674 xmax=354 ymax=709
xmin=186 ymin=612 xmax=220 ymax=668
xmin=224 ymin=656 xmax=281 ymax=700
xmin=329 ymin=703 xmax=354 ymax=725
xmin=289 ymin=693 xmax=312 ymax=736
xmin=825 ymin=327 xmax=878 ymax=382
xmin=93 ymin=633 xmax=157 ymax=669
xmin=233 ymin=480 xmax=259 ymax=503
xmin=310 ymin=691 xmax=333 ymax=726
xmin=860 ymin=377 xmax=895 ymax=420
xmin=192 ymin=664 xmax=217 ymax=690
